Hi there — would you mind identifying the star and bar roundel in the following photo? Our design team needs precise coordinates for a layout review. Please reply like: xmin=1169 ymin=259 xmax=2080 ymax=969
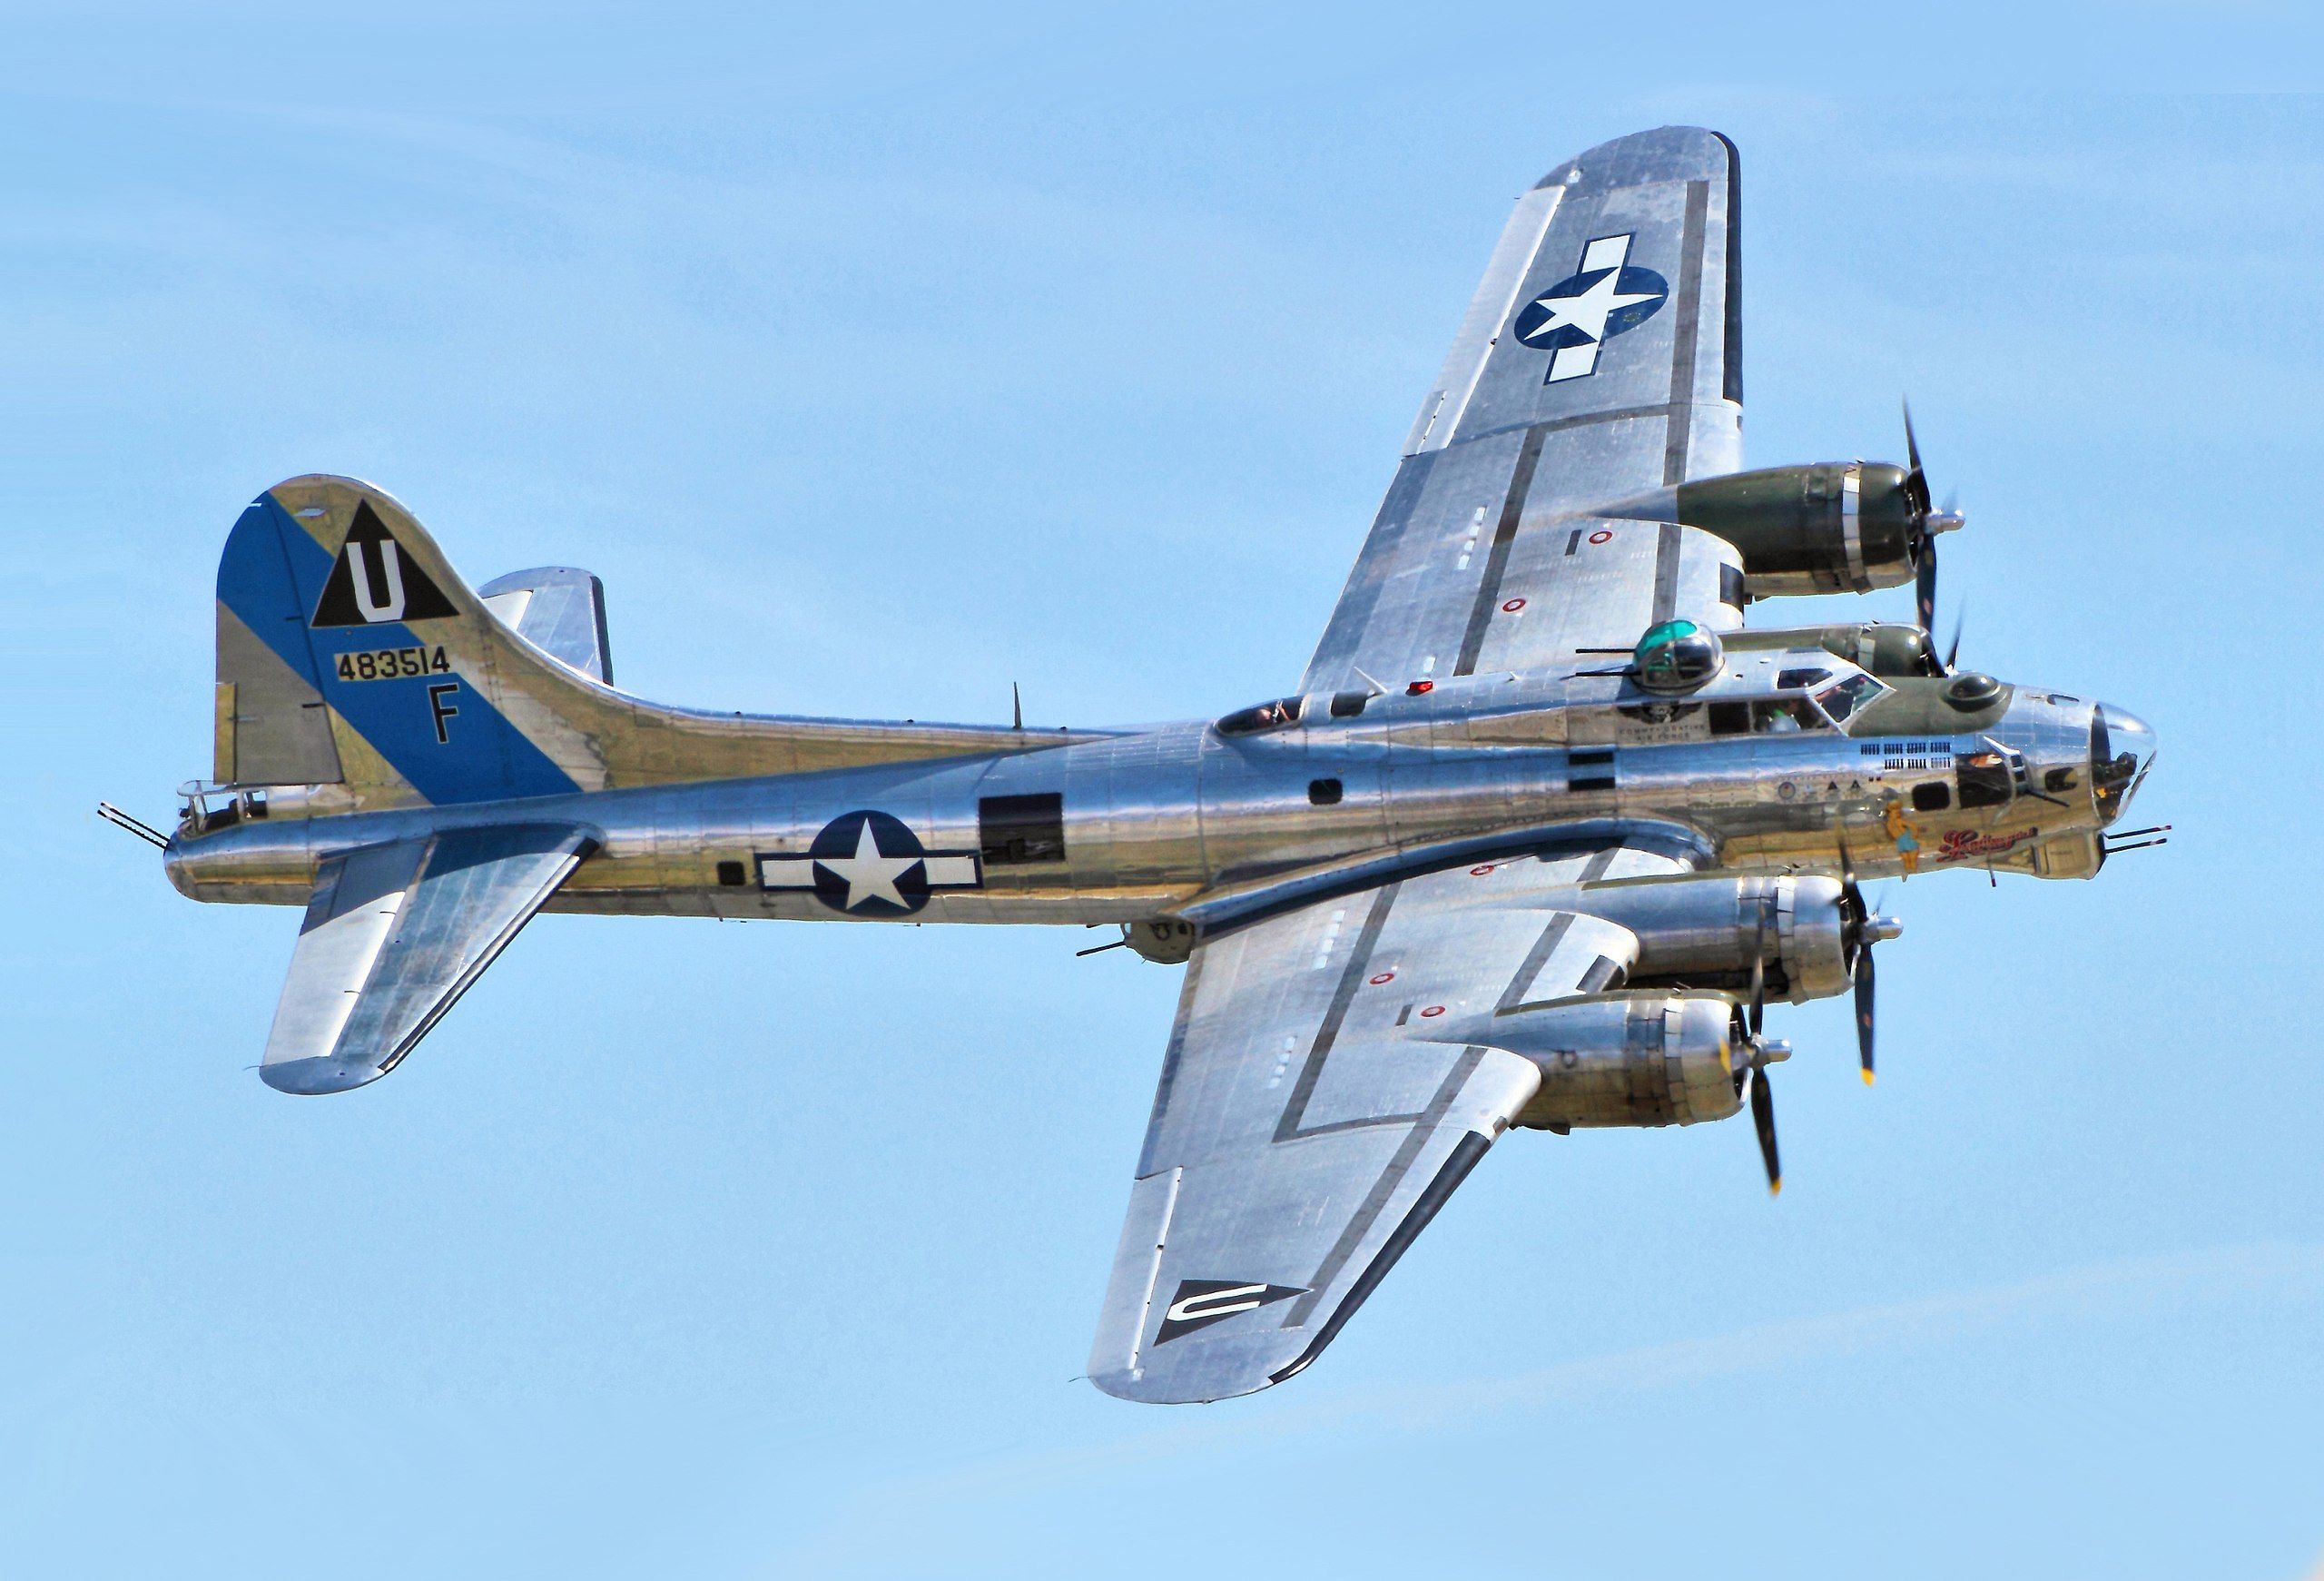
xmin=1512 ymin=232 xmax=1669 ymax=384
xmin=755 ymin=810 xmax=982 ymax=916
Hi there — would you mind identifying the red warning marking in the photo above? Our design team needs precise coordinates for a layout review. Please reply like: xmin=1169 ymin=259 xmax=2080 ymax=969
xmin=1406 ymin=680 xmax=1434 ymax=695
xmin=1369 ymin=971 xmax=1396 ymax=985
xmin=1588 ymin=529 xmax=1613 ymax=545
xmin=1419 ymin=1004 xmax=1447 ymax=1018
xmin=1501 ymin=598 xmax=1527 ymax=613
xmin=1469 ymin=864 xmax=1496 ymax=876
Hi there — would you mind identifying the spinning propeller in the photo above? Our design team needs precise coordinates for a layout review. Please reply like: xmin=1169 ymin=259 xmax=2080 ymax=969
xmin=1838 ymin=847 xmax=1903 ymax=1084
xmin=1902 ymin=400 xmax=1966 ymax=644
xmin=1735 ymin=861 xmax=1902 ymax=1194
xmin=1734 ymin=912 xmax=1790 ymax=1195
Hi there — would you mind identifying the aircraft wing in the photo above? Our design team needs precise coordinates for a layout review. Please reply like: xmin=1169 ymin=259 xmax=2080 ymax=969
xmin=1303 ymin=126 xmax=1745 ymax=693
xmin=1088 ymin=841 xmax=1694 ymax=1403
xmin=261 ymin=824 xmax=596 ymax=1094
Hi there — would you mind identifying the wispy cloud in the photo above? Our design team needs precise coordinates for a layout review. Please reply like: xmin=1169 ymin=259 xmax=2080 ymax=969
xmin=800 ymin=1241 xmax=2324 ymax=1533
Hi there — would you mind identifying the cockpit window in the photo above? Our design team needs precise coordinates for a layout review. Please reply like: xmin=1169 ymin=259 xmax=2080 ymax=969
xmin=1749 ymin=697 xmax=1828 ymax=734
xmin=1777 ymin=667 xmax=1833 ymax=690
xmin=1216 ymin=696 xmax=1305 ymax=736
xmin=1814 ymin=673 xmax=1889 ymax=725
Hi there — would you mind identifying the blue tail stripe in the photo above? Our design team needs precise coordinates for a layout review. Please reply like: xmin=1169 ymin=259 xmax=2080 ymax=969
xmin=217 ymin=496 xmax=580 ymax=804
xmin=218 ymin=500 xmax=330 ymax=688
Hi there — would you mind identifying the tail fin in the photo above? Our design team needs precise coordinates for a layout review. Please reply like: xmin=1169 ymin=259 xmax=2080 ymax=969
xmin=212 ymin=475 xmax=1073 ymax=810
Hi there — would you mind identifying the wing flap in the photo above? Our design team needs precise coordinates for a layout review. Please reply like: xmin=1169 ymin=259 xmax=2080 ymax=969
xmin=261 ymin=823 xmax=594 ymax=1094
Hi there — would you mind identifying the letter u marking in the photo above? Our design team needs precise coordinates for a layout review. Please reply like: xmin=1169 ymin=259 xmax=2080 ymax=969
xmin=348 ymin=541 xmax=407 ymax=622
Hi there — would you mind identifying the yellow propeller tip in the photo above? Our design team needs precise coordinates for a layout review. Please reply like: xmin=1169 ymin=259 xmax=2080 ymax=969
xmin=1768 ymin=1180 xmax=1783 ymax=1198
xmin=1861 ymin=1069 xmax=1876 ymax=1086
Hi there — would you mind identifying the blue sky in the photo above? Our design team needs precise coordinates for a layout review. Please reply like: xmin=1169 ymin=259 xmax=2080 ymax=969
xmin=6 ymin=11 xmax=2324 ymax=1578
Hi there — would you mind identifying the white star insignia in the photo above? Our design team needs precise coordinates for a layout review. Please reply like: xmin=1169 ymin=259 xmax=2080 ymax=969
xmin=1531 ymin=267 xmax=1659 ymax=345
xmin=814 ymin=818 xmax=920 ymax=911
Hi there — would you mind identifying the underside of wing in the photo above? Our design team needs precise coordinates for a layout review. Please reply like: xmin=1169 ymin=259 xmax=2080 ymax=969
xmin=1088 ymin=842 xmax=1695 ymax=1403
xmin=261 ymin=824 xmax=594 ymax=1094
xmin=1305 ymin=126 xmax=1744 ymax=693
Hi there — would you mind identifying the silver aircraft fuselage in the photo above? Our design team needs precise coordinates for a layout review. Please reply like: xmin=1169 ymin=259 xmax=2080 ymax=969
xmin=168 ymin=658 xmax=2157 ymax=931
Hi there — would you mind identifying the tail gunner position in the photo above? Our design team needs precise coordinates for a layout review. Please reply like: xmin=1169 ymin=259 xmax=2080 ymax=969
xmin=137 ymin=128 xmax=2159 ymax=1404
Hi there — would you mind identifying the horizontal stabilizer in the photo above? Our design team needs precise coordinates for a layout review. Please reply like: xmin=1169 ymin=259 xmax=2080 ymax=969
xmin=261 ymin=824 xmax=595 ymax=1094
xmin=478 ymin=567 xmax=614 ymax=685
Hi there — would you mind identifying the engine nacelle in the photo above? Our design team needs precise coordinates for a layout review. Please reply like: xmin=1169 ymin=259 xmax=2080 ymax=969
xmin=1573 ymin=874 xmax=1854 ymax=1003
xmin=1498 ymin=992 xmax=1744 ymax=1131
xmin=1726 ymin=621 xmax=1945 ymax=679
xmin=1608 ymin=461 xmax=1923 ymax=598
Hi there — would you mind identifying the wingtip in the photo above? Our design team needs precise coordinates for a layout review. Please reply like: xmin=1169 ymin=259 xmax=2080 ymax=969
xmin=1534 ymin=126 xmax=1736 ymax=192
xmin=1085 ymin=1365 xmax=1278 ymax=1407
xmin=260 ymin=1056 xmax=385 ymax=1096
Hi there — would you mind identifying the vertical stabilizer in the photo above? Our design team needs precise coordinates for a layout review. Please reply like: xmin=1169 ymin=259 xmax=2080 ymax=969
xmin=207 ymin=474 xmax=1100 ymax=813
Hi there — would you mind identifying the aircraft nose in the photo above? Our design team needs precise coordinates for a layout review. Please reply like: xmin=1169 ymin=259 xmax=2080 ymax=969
xmin=2091 ymin=703 xmax=2156 ymax=822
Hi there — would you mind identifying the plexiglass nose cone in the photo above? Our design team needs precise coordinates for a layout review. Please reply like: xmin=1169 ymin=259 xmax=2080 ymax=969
xmin=2092 ymin=704 xmax=2157 ymax=821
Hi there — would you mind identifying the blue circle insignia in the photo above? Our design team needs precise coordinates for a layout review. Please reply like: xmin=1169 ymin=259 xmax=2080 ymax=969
xmin=807 ymin=809 xmax=931 ymax=916
xmin=1513 ymin=262 xmax=1669 ymax=351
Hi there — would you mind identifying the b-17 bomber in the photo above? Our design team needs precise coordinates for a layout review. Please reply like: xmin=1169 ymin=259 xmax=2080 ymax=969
xmin=133 ymin=127 xmax=2160 ymax=1404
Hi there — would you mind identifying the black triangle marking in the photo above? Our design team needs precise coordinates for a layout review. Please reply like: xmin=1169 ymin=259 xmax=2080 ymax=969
xmin=311 ymin=500 xmax=458 ymax=627
xmin=1154 ymin=1279 xmax=1306 ymax=1345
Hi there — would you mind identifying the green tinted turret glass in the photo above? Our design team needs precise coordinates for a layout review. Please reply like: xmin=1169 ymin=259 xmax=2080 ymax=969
xmin=1631 ymin=618 xmax=1723 ymax=694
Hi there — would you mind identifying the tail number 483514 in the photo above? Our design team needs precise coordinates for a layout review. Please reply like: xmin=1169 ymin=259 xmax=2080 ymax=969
xmin=334 ymin=645 xmax=452 ymax=683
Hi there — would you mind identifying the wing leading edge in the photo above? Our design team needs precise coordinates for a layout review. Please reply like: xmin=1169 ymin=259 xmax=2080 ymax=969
xmin=1088 ymin=842 xmax=1694 ymax=1403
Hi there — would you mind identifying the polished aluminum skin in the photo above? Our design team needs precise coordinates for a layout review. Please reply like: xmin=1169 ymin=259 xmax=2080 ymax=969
xmin=155 ymin=125 xmax=2158 ymax=1406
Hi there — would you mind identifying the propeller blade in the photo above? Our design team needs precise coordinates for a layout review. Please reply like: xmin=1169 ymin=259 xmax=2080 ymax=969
xmin=1915 ymin=533 xmax=1938 ymax=636
xmin=1945 ymin=606 xmax=1965 ymax=672
xmin=1750 ymin=1065 xmax=1781 ymax=1195
xmin=1834 ymin=839 xmax=1877 ymax=1084
xmin=1854 ymin=945 xmax=1876 ymax=1085
xmin=1748 ymin=907 xmax=1767 ymax=1038
xmin=1902 ymin=399 xmax=1932 ymax=514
